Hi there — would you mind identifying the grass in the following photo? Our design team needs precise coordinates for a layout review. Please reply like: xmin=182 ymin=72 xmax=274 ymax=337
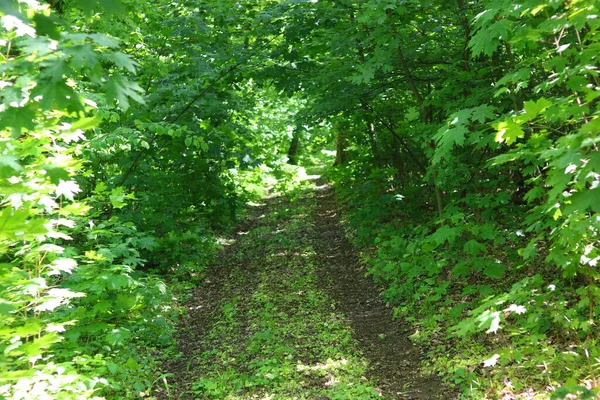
xmin=185 ymin=187 xmax=383 ymax=399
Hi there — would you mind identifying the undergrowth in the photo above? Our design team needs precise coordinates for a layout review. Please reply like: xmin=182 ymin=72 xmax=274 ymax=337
xmin=326 ymin=165 xmax=600 ymax=400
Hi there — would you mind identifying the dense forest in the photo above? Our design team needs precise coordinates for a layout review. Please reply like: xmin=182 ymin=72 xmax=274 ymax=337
xmin=0 ymin=0 xmax=598 ymax=398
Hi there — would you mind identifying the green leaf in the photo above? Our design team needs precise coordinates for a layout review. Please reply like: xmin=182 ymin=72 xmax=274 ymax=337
xmin=0 ymin=155 xmax=24 ymax=177
xmin=32 ymin=80 xmax=84 ymax=113
xmin=429 ymin=225 xmax=460 ymax=246
xmin=495 ymin=120 xmax=524 ymax=145
xmin=433 ymin=124 xmax=469 ymax=164
xmin=59 ymin=202 xmax=91 ymax=216
xmin=0 ymin=300 xmax=17 ymax=315
xmin=137 ymin=236 xmax=157 ymax=250
xmin=42 ymin=165 xmax=70 ymax=184
xmin=107 ymin=363 xmax=119 ymax=374
xmin=524 ymin=186 xmax=544 ymax=203
xmin=49 ymin=258 xmax=77 ymax=275
xmin=0 ymin=209 xmax=48 ymax=240
xmin=350 ymin=65 xmax=376 ymax=84
xmin=471 ymin=105 xmax=496 ymax=124
xmin=93 ymin=300 xmax=112 ymax=313
xmin=39 ymin=59 xmax=71 ymax=83
xmin=520 ymin=98 xmax=552 ymax=122
xmin=96 ymin=0 xmax=125 ymax=13
xmin=106 ymin=328 xmax=131 ymax=346
xmin=111 ymin=52 xmax=139 ymax=74
xmin=484 ymin=263 xmax=505 ymax=278
xmin=88 ymin=33 xmax=120 ymax=47
xmin=125 ymin=356 xmax=139 ymax=370
xmin=453 ymin=318 xmax=477 ymax=337
xmin=103 ymin=273 xmax=133 ymax=290
xmin=106 ymin=76 xmax=145 ymax=111
xmin=56 ymin=180 xmax=81 ymax=200
xmin=477 ymin=310 xmax=502 ymax=333
xmin=109 ymin=187 xmax=128 ymax=209
xmin=405 ymin=107 xmax=419 ymax=122
xmin=72 ymin=0 xmax=125 ymax=14
xmin=446 ymin=125 xmax=468 ymax=147
xmin=564 ymin=189 xmax=600 ymax=214
xmin=0 ymin=105 xmax=37 ymax=134
xmin=463 ymin=240 xmax=486 ymax=256
xmin=32 ymin=13 xmax=61 ymax=40
xmin=452 ymin=261 xmax=471 ymax=277
xmin=470 ymin=30 xmax=501 ymax=57
xmin=70 ymin=116 xmax=102 ymax=131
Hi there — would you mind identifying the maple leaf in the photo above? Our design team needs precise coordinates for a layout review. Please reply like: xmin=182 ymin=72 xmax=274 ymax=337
xmin=56 ymin=180 xmax=81 ymax=200
xmin=106 ymin=75 xmax=145 ymax=111
xmin=483 ymin=354 xmax=500 ymax=367
xmin=495 ymin=120 xmax=524 ymax=145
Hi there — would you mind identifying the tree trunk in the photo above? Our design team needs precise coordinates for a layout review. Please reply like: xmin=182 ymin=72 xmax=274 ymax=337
xmin=287 ymin=130 xmax=301 ymax=165
xmin=333 ymin=130 xmax=347 ymax=167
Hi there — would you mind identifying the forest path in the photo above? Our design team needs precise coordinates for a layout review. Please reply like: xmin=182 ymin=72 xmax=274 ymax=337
xmin=159 ymin=179 xmax=449 ymax=399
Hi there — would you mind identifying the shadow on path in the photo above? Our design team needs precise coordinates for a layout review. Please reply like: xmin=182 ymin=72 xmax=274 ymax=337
xmin=312 ymin=182 xmax=452 ymax=399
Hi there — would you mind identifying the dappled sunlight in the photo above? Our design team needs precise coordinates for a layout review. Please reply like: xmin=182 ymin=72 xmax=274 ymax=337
xmin=315 ymin=183 xmax=332 ymax=191
xmin=247 ymin=202 xmax=266 ymax=207
xmin=270 ymin=250 xmax=313 ymax=258
xmin=305 ymin=174 xmax=322 ymax=181
xmin=317 ymin=210 xmax=337 ymax=218
xmin=3 ymin=0 xmax=592 ymax=398
xmin=296 ymin=358 xmax=381 ymax=392
xmin=296 ymin=358 xmax=347 ymax=374
xmin=217 ymin=237 xmax=237 ymax=246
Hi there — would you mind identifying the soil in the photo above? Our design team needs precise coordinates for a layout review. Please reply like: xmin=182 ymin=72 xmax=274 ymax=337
xmin=158 ymin=200 xmax=270 ymax=398
xmin=158 ymin=183 xmax=454 ymax=399
xmin=312 ymin=182 xmax=450 ymax=399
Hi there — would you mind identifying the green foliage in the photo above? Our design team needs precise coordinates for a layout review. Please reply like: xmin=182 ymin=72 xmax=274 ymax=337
xmin=313 ymin=0 xmax=599 ymax=397
xmin=0 ymin=1 xmax=145 ymax=397
xmin=1 ymin=0 xmax=320 ymax=397
xmin=0 ymin=0 xmax=206 ymax=397
xmin=1 ymin=0 xmax=598 ymax=397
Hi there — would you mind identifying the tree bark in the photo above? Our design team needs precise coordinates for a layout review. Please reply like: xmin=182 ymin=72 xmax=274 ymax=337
xmin=333 ymin=129 xmax=348 ymax=167
xmin=287 ymin=130 xmax=301 ymax=165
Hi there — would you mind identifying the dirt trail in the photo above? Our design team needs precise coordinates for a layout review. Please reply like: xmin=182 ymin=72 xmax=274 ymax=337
xmin=312 ymin=183 xmax=448 ymax=399
xmin=159 ymin=200 xmax=270 ymax=398
xmin=158 ymin=184 xmax=452 ymax=399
